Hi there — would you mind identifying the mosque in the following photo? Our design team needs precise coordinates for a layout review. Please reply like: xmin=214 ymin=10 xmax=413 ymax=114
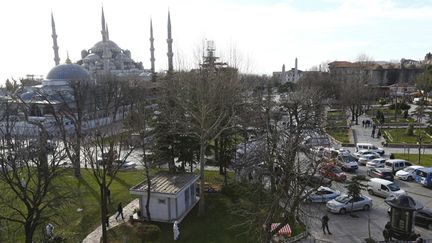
xmin=4 ymin=8 xmax=175 ymax=137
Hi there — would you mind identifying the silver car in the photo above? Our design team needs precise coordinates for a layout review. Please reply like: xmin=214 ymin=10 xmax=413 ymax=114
xmin=306 ymin=186 xmax=341 ymax=203
xmin=326 ymin=195 xmax=373 ymax=214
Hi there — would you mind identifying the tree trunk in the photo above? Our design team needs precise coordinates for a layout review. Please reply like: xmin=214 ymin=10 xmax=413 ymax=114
xmin=24 ymin=222 xmax=34 ymax=243
xmin=100 ymin=181 xmax=108 ymax=243
xmin=143 ymin=137 xmax=152 ymax=221
xmin=198 ymin=138 xmax=206 ymax=216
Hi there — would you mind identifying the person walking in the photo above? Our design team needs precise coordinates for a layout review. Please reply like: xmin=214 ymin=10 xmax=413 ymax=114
xmin=362 ymin=120 xmax=365 ymax=127
xmin=377 ymin=129 xmax=381 ymax=138
xmin=115 ymin=202 xmax=124 ymax=221
xmin=371 ymin=129 xmax=375 ymax=138
xmin=321 ymin=214 xmax=331 ymax=234
xmin=383 ymin=228 xmax=390 ymax=243
xmin=106 ymin=187 xmax=111 ymax=204
xmin=173 ymin=220 xmax=180 ymax=240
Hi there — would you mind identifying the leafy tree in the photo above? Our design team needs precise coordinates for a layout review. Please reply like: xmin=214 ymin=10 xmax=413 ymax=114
xmin=346 ymin=177 xmax=366 ymax=215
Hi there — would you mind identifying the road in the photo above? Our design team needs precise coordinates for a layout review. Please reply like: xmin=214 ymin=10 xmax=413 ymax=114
xmin=300 ymin=162 xmax=432 ymax=243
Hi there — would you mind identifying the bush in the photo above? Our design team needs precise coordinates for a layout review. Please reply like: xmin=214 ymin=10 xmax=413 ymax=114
xmin=134 ymin=223 xmax=161 ymax=242
xmin=389 ymin=103 xmax=410 ymax=110
xmin=406 ymin=123 xmax=414 ymax=136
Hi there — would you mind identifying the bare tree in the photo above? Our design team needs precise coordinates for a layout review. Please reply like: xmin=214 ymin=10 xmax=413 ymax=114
xmin=80 ymin=76 xmax=135 ymax=243
xmin=0 ymin=99 xmax=70 ymax=243
xmin=166 ymin=47 xmax=242 ymax=216
xmin=233 ymin=87 xmax=327 ymax=243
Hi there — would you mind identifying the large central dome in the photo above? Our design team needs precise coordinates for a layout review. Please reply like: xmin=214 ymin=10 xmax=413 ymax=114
xmin=46 ymin=63 xmax=91 ymax=81
xmin=91 ymin=40 xmax=122 ymax=53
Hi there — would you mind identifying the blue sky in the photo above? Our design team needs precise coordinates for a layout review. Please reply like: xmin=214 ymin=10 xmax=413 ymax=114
xmin=1 ymin=0 xmax=432 ymax=83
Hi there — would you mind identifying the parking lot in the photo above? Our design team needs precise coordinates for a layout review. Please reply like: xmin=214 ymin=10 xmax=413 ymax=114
xmin=302 ymin=150 xmax=432 ymax=243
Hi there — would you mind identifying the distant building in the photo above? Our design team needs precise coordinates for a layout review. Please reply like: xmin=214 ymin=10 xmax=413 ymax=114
xmin=328 ymin=54 xmax=432 ymax=86
xmin=273 ymin=58 xmax=303 ymax=84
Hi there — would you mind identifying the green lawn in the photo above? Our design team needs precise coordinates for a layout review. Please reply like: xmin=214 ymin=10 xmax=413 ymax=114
xmin=383 ymin=128 xmax=432 ymax=144
xmin=107 ymin=171 xmax=305 ymax=243
xmin=0 ymin=169 xmax=145 ymax=242
xmin=327 ymin=128 xmax=350 ymax=144
xmin=393 ymin=153 xmax=432 ymax=167
xmin=327 ymin=110 xmax=346 ymax=120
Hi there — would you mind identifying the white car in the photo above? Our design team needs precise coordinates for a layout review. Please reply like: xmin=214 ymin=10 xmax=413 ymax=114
xmin=326 ymin=195 xmax=373 ymax=214
xmin=396 ymin=165 xmax=424 ymax=181
xmin=358 ymin=154 xmax=381 ymax=166
xmin=119 ymin=161 xmax=137 ymax=170
xmin=366 ymin=158 xmax=386 ymax=168
xmin=354 ymin=150 xmax=380 ymax=159
xmin=305 ymin=186 xmax=341 ymax=203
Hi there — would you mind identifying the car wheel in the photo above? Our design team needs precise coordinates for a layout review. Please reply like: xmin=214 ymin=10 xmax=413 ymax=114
xmin=363 ymin=204 xmax=370 ymax=211
xmin=368 ymin=189 xmax=374 ymax=195
xmin=339 ymin=208 xmax=346 ymax=214
xmin=407 ymin=176 xmax=413 ymax=181
xmin=307 ymin=198 xmax=312 ymax=203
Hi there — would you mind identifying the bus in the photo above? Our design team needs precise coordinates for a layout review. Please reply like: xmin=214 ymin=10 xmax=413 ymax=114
xmin=415 ymin=167 xmax=432 ymax=187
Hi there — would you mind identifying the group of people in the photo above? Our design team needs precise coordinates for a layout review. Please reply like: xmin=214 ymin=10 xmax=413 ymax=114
xmin=362 ymin=120 xmax=381 ymax=138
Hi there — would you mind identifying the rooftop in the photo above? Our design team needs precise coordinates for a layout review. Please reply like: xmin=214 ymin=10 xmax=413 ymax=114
xmin=131 ymin=172 xmax=199 ymax=195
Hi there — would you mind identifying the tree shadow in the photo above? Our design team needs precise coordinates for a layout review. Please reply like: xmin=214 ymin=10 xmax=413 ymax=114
xmin=77 ymin=177 xmax=99 ymax=201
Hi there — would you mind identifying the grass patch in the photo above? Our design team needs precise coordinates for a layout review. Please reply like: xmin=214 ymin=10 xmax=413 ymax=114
xmin=0 ymin=169 xmax=145 ymax=242
xmin=107 ymin=172 xmax=305 ymax=243
xmin=393 ymin=153 xmax=432 ymax=167
xmin=383 ymin=128 xmax=432 ymax=144
xmin=327 ymin=128 xmax=350 ymax=144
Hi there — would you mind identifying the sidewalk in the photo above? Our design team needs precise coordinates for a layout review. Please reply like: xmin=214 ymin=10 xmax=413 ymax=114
xmin=82 ymin=198 xmax=139 ymax=243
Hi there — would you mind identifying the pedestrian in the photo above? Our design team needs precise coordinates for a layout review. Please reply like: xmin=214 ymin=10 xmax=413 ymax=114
xmin=106 ymin=187 xmax=111 ymax=204
xmin=373 ymin=124 xmax=376 ymax=130
xmin=46 ymin=223 xmax=54 ymax=239
xmin=377 ymin=129 xmax=381 ymax=138
xmin=362 ymin=120 xmax=365 ymax=127
xmin=115 ymin=202 xmax=124 ymax=221
xmin=321 ymin=214 xmax=331 ymax=234
xmin=384 ymin=222 xmax=392 ymax=241
xmin=371 ymin=129 xmax=375 ymax=138
xmin=173 ymin=220 xmax=180 ymax=240
xmin=105 ymin=213 xmax=110 ymax=228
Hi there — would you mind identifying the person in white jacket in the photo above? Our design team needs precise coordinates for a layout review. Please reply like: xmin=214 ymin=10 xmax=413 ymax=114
xmin=173 ymin=221 xmax=180 ymax=240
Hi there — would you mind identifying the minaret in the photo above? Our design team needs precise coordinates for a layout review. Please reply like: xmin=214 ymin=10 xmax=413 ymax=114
xmin=294 ymin=57 xmax=298 ymax=80
xmin=167 ymin=11 xmax=174 ymax=73
xmin=106 ymin=23 xmax=109 ymax=40
xmin=149 ymin=19 xmax=155 ymax=74
xmin=51 ymin=12 xmax=60 ymax=66
xmin=101 ymin=7 xmax=107 ymax=41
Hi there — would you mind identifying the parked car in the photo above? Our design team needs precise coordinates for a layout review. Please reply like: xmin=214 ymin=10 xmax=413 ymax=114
xmin=337 ymin=154 xmax=358 ymax=172
xmin=366 ymin=158 xmax=386 ymax=168
xmin=305 ymin=186 xmax=341 ymax=203
xmin=387 ymin=207 xmax=432 ymax=230
xmin=356 ymin=143 xmax=385 ymax=155
xmin=358 ymin=154 xmax=381 ymax=166
xmin=385 ymin=159 xmax=412 ymax=174
xmin=395 ymin=165 xmax=424 ymax=181
xmin=367 ymin=167 xmax=394 ymax=181
xmin=354 ymin=150 xmax=380 ymax=159
xmin=415 ymin=167 xmax=432 ymax=187
xmin=367 ymin=178 xmax=406 ymax=198
xmin=298 ymin=174 xmax=332 ymax=188
xmin=319 ymin=164 xmax=347 ymax=182
xmin=119 ymin=161 xmax=137 ymax=170
xmin=326 ymin=195 xmax=373 ymax=214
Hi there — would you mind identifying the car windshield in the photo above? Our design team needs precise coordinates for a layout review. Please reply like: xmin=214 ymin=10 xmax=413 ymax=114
xmin=388 ymin=184 xmax=400 ymax=191
xmin=335 ymin=195 xmax=351 ymax=203
xmin=403 ymin=167 xmax=413 ymax=172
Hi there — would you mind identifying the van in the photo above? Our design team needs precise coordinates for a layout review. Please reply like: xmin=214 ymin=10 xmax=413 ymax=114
xmin=385 ymin=159 xmax=412 ymax=174
xmin=356 ymin=143 xmax=384 ymax=155
xmin=367 ymin=178 xmax=406 ymax=198
xmin=415 ymin=167 xmax=432 ymax=187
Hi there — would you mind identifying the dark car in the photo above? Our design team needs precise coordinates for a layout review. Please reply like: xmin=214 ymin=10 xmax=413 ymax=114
xmin=367 ymin=167 xmax=394 ymax=181
xmin=298 ymin=174 xmax=332 ymax=188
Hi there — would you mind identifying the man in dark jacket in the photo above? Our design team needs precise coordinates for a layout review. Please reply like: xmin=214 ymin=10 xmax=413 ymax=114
xmin=322 ymin=214 xmax=331 ymax=234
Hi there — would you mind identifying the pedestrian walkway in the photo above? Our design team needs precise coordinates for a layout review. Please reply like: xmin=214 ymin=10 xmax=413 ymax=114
xmin=82 ymin=198 xmax=139 ymax=243
xmin=350 ymin=115 xmax=385 ymax=147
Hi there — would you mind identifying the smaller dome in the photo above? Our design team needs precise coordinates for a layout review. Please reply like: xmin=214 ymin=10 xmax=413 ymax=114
xmin=46 ymin=63 xmax=90 ymax=81
xmin=84 ymin=53 xmax=101 ymax=61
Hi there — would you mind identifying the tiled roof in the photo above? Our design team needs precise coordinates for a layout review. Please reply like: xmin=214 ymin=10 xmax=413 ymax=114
xmin=328 ymin=61 xmax=355 ymax=68
xmin=131 ymin=172 xmax=199 ymax=194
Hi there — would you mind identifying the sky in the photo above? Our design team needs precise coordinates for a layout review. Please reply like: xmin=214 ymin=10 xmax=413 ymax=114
xmin=1 ymin=0 xmax=432 ymax=84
